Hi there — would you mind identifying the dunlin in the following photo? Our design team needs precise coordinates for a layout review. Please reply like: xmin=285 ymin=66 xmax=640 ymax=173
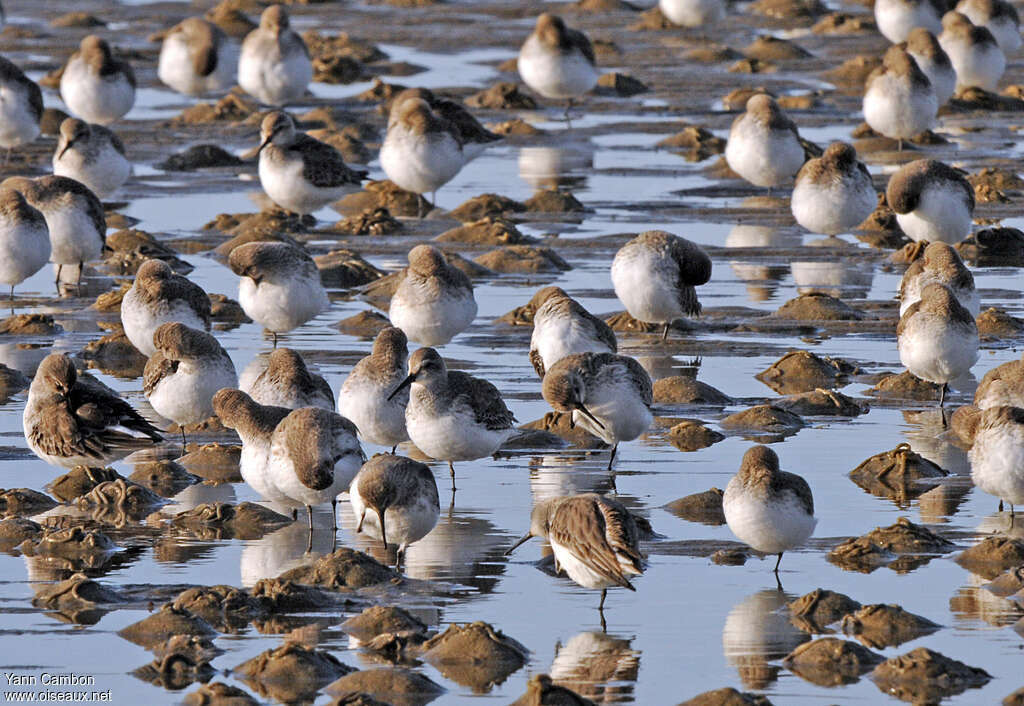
xmin=863 ymin=46 xmax=938 ymax=149
xmin=542 ymin=352 xmax=653 ymax=474
xmin=349 ymin=453 xmax=440 ymax=566
xmin=506 ymin=493 xmax=644 ymax=615
xmin=59 ymin=36 xmax=135 ymax=125
xmin=874 ymin=0 xmax=944 ymax=43
xmin=379 ymin=98 xmax=465 ymax=216
xmin=213 ymin=388 xmax=291 ymax=503
xmin=723 ymin=445 xmax=817 ymax=574
xmin=238 ymin=5 xmax=311 ymax=106
xmin=228 ymin=241 xmax=328 ymax=346
xmin=0 ymin=188 xmax=49 ymax=299
xmin=53 ymin=118 xmax=131 ymax=199
xmin=388 ymin=88 xmax=501 ymax=161
xmin=724 ymin=94 xmax=805 ymax=189
xmin=904 ymin=28 xmax=957 ymax=106
xmin=143 ymin=323 xmax=238 ymax=443
xmin=528 ymin=286 xmax=617 ymax=378
xmin=610 ymin=230 xmax=711 ymax=340
xmin=389 ymin=244 xmax=477 ymax=346
xmin=337 ymin=326 xmax=410 ymax=451
xmin=0 ymin=56 xmax=42 ymax=157
xmin=659 ymin=0 xmax=725 ymax=27
xmin=23 ymin=353 xmax=163 ymax=468
xmin=121 ymin=259 xmax=212 ymax=358
xmin=257 ymin=111 xmax=366 ymax=215
xmin=939 ymin=11 xmax=1006 ymax=91
xmin=388 ymin=347 xmax=515 ymax=490
xmin=268 ymin=406 xmax=363 ymax=529
xmin=897 ymin=282 xmax=979 ymax=407
xmin=518 ymin=13 xmax=599 ymax=111
xmin=974 ymin=352 xmax=1024 ymax=409
xmin=886 ymin=159 xmax=974 ymax=243
xmin=956 ymin=0 xmax=1021 ymax=53
xmin=791 ymin=142 xmax=876 ymax=237
xmin=898 ymin=241 xmax=979 ymax=317
xmin=969 ymin=406 xmax=1024 ymax=523
xmin=241 ymin=347 xmax=334 ymax=411
xmin=1 ymin=175 xmax=105 ymax=291
xmin=158 ymin=17 xmax=237 ymax=96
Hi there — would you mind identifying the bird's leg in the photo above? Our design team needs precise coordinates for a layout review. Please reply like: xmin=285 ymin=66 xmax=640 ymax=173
xmin=417 ymin=197 xmax=424 ymax=219
xmin=599 ymin=588 xmax=607 ymax=611
xmin=939 ymin=383 xmax=947 ymax=408
xmin=54 ymin=264 xmax=62 ymax=293
xmin=395 ymin=546 xmax=405 ymax=572
xmin=305 ymin=528 xmax=313 ymax=554
xmin=272 ymin=331 xmax=278 ymax=349
xmin=607 ymin=444 xmax=617 ymax=472
xmin=291 ymin=508 xmax=298 ymax=521
xmin=332 ymin=498 xmax=338 ymax=532
xmin=999 ymin=499 xmax=1004 ymax=512
xmin=76 ymin=261 xmax=84 ymax=294
xmin=449 ymin=460 xmax=456 ymax=492
xmin=774 ymin=552 xmax=783 ymax=573
xmin=662 ymin=322 xmax=670 ymax=341
xmin=390 ymin=444 xmax=397 ymax=454
xmin=356 ymin=509 xmax=366 ymax=534
xmin=180 ymin=427 xmax=187 ymax=455
xmin=306 ymin=504 xmax=314 ymax=532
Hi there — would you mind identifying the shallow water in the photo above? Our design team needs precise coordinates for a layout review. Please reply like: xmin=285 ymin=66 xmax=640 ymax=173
xmin=2 ymin=0 xmax=1024 ymax=703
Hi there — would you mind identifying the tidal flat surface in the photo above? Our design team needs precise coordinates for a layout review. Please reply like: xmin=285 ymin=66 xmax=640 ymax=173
xmin=1 ymin=0 xmax=1024 ymax=704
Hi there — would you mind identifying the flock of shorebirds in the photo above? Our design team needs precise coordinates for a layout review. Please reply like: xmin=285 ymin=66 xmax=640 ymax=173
xmin=2 ymin=0 xmax=1024 ymax=626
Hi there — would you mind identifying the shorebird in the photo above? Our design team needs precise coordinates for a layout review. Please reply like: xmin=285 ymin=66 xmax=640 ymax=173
xmin=659 ymin=0 xmax=725 ymax=27
xmin=886 ymin=159 xmax=974 ymax=243
xmin=379 ymin=98 xmax=465 ymax=217
xmin=1 ymin=175 xmax=105 ymax=293
xmin=939 ymin=11 xmax=1006 ymax=91
xmin=0 ymin=188 xmax=49 ymax=299
xmin=59 ymin=35 xmax=135 ymax=125
xmin=0 ymin=56 xmax=42 ymax=160
xmin=542 ymin=352 xmax=653 ymax=476
xmin=969 ymin=406 xmax=1024 ymax=525
xmin=610 ymin=230 xmax=712 ymax=340
xmin=527 ymin=286 xmax=617 ymax=378
xmin=863 ymin=45 xmax=938 ymax=150
xmin=257 ymin=111 xmax=366 ymax=215
xmin=506 ymin=493 xmax=645 ymax=621
xmin=874 ymin=0 xmax=944 ymax=43
xmin=213 ymin=388 xmax=291 ymax=503
xmin=388 ymin=244 xmax=477 ymax=346
xmin=268 ymin=406 xmax=363 ymax=530
xmin=724 ymin=94 xmax=805 ymax=189
xmin=143 ymin=323 xmax=238 ymax=445
xmin=158 ymin=17 xmax=237 ymax=96
xmin=337 ymin=326 xmax=410 ymax=451
xmin=121 ymin=259 xmax=212 ymax=358
xmin=52 ymin=118 xmax=131 ymax=199
xmin=241 ymin=347 xmax=334 ymax=410
xmin=790 ymin=142 xmax=876 ymax=237
xmin=388 ymin=347 xmax=515 ymax=490
xmin=898 ymin=282 xmax=979 ymax=409
xmin=518 ymin=13 xmax=599 ymax=114
xmin=904 ymin=28 xmax=957 ymax=106
xmin=387 ymin=88 xmax=501 ymax=161
xmin=228 ymin=241 xmax=328 ymax=346
xmin=723 ymin=445 xmax=817 ymax=575
xmin=349 ymin=453 xmax=440 ymax=568
xmin=23 ymin=353 xmax=163 ymax=468
xmin=956 ymin=0 xmax=1021 ymax=53
xmin=237 ymin=5 xmax=311 ymax=106
xmin=898 ymin=242 xmax=979 ymax=317
xmin=974 ymin=352 xmax=1024 ymax=409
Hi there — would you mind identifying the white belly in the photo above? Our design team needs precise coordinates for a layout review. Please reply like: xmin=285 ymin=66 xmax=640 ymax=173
xmin=518 ymin=37 xmax=599 ymax=100
xmin=349 ymin=486 xmax=439 ymax=550
xmin=791 ymin=176 xmax=876 ymax=236
xmin=970 ymin=423 xmax=1024 ymax=505
xmin=723 ymin=483 xmax=817 ymax=555
xmin=259 ymin=154 xmax=348 ymax=215
xmin=0 ymin=220 xmax=49 ymax=286
xmin=725 ymin=119 xmax=805 ymax=188
xmin=52 ymin=146 xmax=131 ymax=200
xmin=941 ymin=37 xmax=1006 ymax=91
xmin=875 ymin=0 xmax=941 ymax=43
xmin=238 ymin=276 xmax=327 ymax=334
xmin=238 ymin=48 xmax=311 ymax=106
xmin=863 ymin=75 xmax=937 ymax=141
xmin=337 ymin=376 xmax=409 ymax=447
xmin=389 ymin=289 xmax=476 ymax=347
xmin=147 ymin=359 xmax=237 ymax=426
xmin=659 ymin=0 xmax=725 ymax=26
xmin=45 ymin=205 xmax=104 ymax=265
xmin=895 ymin=183 xmax=972 ymax=244
xmin=898 ymin=315 xmax=979 ymax=384
xmin=121 ymin=292 xmax=208 ymax=358
xmin=611 ymin=249 xmax=683 ymax=324
xmin=380 ymin=129 xmax=465 ymax=196
xmin=0 ymin=85 xmax=40 ymax=148
xmin=60 ymin=61 xmax=134 ymax=125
